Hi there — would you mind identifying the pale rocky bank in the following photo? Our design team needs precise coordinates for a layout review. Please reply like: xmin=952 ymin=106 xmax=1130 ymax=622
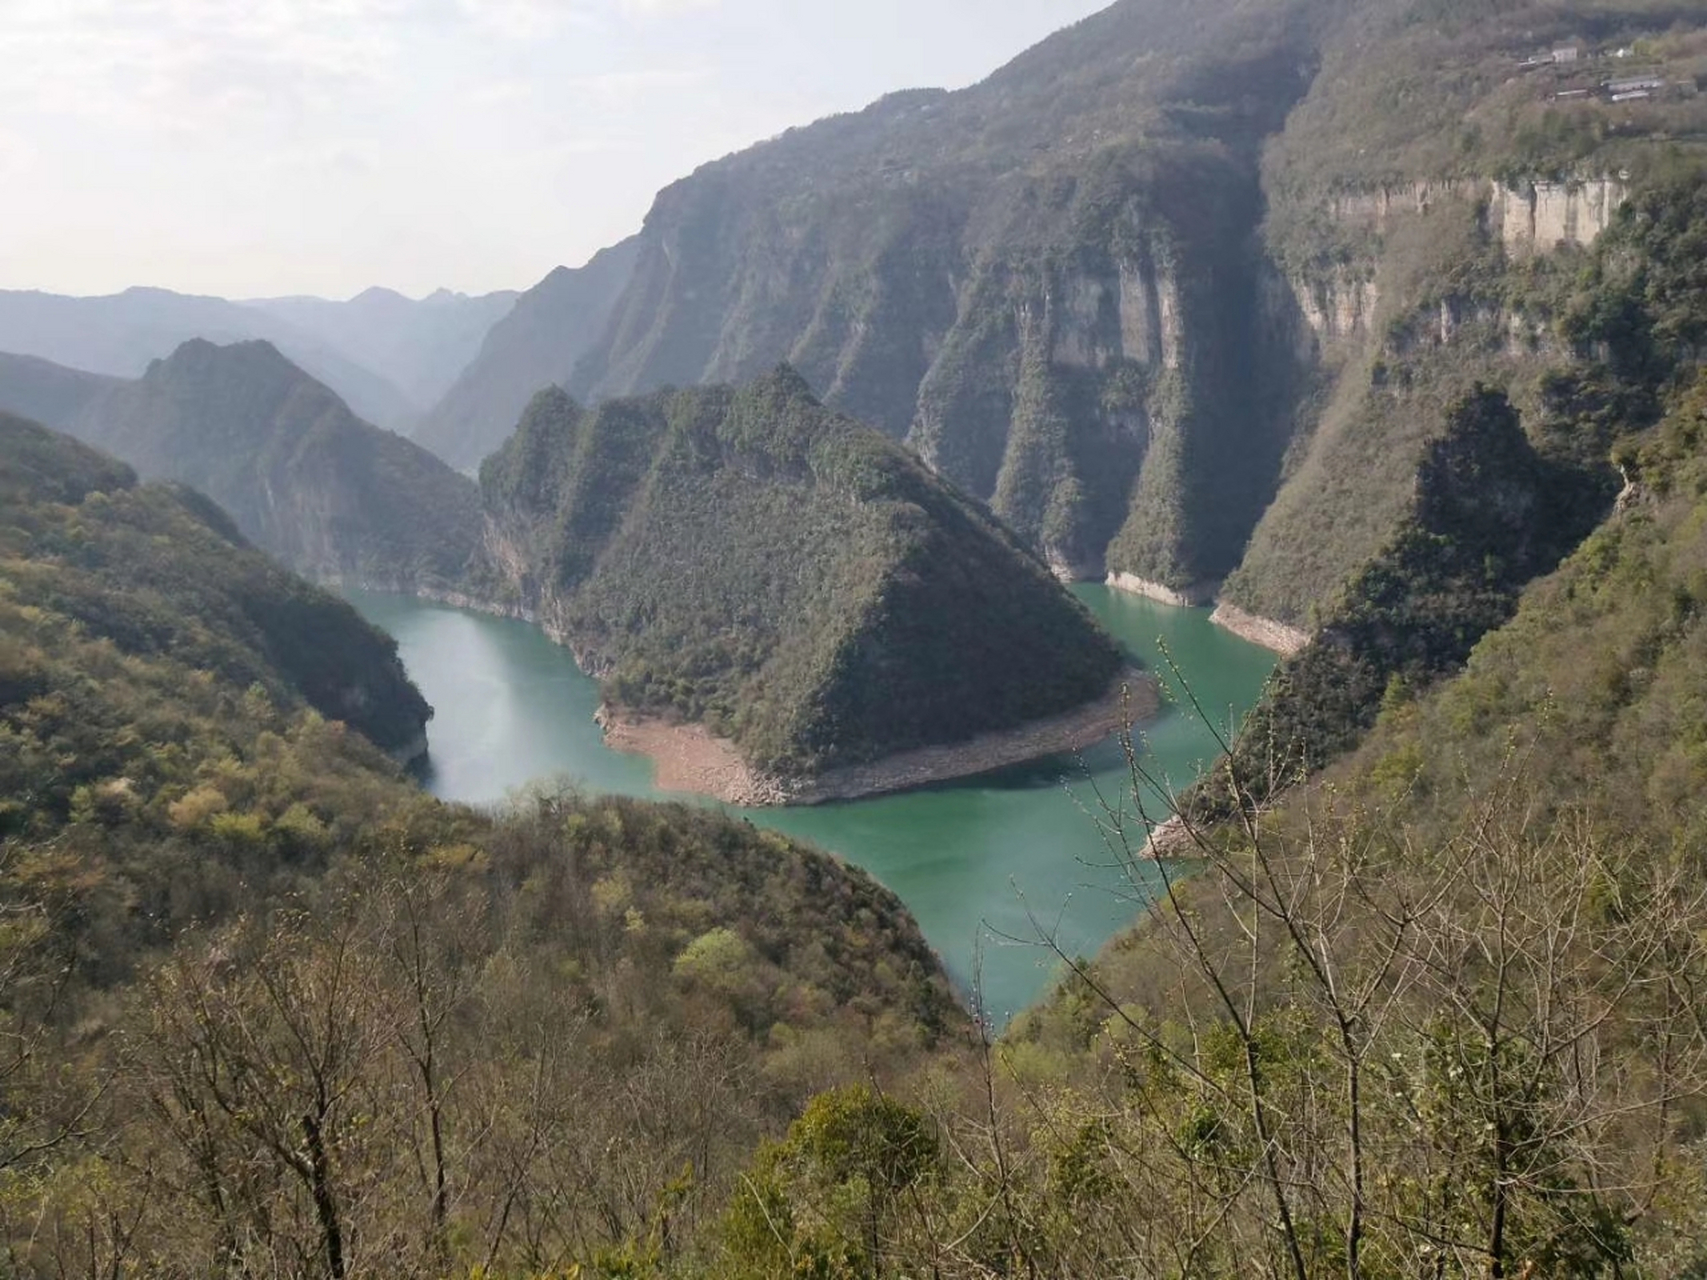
xmin=596 ymin=668 xmax=1161 ymax=807
xmin=1103 ymin=571 xmax=1309 ymax=658
xmin=1208 ymin=602 xmax=1310 ymax=658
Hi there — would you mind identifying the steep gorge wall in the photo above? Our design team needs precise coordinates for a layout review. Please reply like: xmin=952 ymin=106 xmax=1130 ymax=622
xmin=1222 ymin=175 xmax=1629 ymax=632
xmin=561 ymin=0 xmax=1330 ymax=591
xmin=571 ymin=148 xmax=1301 ymax=591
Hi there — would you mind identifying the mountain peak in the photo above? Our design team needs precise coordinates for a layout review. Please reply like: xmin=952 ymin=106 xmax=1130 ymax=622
xmin=481 ymin=373 xmax=1127 ymax=788
xmin=351 ymin=285 xmax=410 ymax=306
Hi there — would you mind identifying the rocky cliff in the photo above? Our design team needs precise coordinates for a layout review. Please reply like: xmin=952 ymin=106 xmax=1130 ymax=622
xmin=557 ymin=0 xmax=1331 ymax=590
xmin=515 ymin=0 xmax=1703 ymax=641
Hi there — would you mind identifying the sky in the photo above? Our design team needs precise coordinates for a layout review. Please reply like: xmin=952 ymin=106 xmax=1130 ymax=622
xmin=0 ymin=0 xmax=1110 ymax=301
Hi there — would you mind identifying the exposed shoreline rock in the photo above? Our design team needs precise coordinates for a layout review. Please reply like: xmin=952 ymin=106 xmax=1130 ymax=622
xmin=1209 ymin=601 xmax=1310 ymax=657
xmin=596 ymin=668 xmax=1161 ymax=808
xmin=1096 ymin=571 xmax=1312 ymax=659
xmin=1141 ymin=814 xmax=1198 ymax=859
xmin=1105 ymin=572 xmax=1220 ymax=608
xmin=595 ymin=709 xmax=791 ymax=807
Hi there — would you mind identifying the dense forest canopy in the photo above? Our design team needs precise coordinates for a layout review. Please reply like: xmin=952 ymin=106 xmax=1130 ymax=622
xmin=480 ymin=367 xmax=1126 ymax=776
xmin=0 ymin=411 xmax=963 ymax=1276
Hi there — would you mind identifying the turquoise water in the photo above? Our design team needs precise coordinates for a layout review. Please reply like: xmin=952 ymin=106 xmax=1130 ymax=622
xmin=344 ymin=586 xmax=1276 ymax=1023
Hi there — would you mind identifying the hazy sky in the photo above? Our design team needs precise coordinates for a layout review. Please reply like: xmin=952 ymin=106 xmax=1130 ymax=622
xmin=1 ymin=0 xmax=1110 ymax=300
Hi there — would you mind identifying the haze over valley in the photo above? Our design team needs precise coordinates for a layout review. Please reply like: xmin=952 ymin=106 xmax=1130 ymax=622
xmin=6 ymin=1 xmax=1707 ymax=1274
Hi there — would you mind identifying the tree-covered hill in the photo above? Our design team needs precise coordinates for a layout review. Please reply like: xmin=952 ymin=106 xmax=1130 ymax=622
xmin=56 ymin=338 xmax=483 ymax=592
xmin=0 ymin=411 xmax=964 ymax=1276
xmin=0 ymin=410 xmax=433 ymax=768
xmin=479 ymin=367 xmax=1127 ymax=781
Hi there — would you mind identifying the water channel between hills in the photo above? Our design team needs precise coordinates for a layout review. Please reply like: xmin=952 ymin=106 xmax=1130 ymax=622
xmin=343 ymin=585 xmax=1277 ymax=1026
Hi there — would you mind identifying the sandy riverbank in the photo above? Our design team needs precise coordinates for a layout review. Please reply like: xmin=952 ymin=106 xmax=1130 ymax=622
xmin=596 ymin=668 xmax=1161 ymax=807
xmin=596 ymin=711 xmax=792 ymax=806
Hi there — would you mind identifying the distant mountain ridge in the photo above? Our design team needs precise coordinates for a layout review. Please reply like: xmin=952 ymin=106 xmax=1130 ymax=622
xmin=0 ymin=286 xmax=423 ymax=431
xmin=242 ymin=285 xmax=520 ymax=410
xmin=0 ymin=283 xmax=523 ymax=435
xmin=15 ymin=339 xmax=485 ymax=592
xmin=0 ymin=352 xmax=123 ymax=429
xmin=412 ymin=238 xmax=640 ymax=472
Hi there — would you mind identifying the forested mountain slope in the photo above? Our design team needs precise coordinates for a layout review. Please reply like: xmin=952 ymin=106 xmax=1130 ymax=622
xmin=528 ymin=0 xmax=1707 ymax=633
xmin=1223 ymin=0 xmax=1707 ymax=633
xmin=1185 ymin=175 xmax=1707 ymax=816
xmin=62 ymin=339 xmax=482 ymax=592
xmin=955 ymin=192 xmax=1707 ymax=1280
xmin=478 ymin=367 xmax=1128 ymax=785
xmin=0 ymin=411 xmax=433 ymax=765
xmin=0 ymin=412 xmax=962 ymax=1276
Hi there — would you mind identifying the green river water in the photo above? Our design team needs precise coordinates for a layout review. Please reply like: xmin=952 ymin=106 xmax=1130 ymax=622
xmin=344 ymin=586 xmax=1276 ymax=1024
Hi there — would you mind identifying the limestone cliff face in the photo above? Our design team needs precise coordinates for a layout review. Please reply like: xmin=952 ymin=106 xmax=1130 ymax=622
xmin=1291 ymin=268 xmax=1381 ymax=344
xmin=563 ymin=0 xmax=1323 ymax=591
xmin=1285 ymin=178 xmax=1626 ymax=348
xmin=545 ymin=0 xmax=1674 ymax=636
xmin=1489 ymin=179 xmax=1628 ymax=255
xmin=573 ymin=147 xmax=1298 ymax=592
xmin=65 ymin=340 xmax=482 ymax=593
xmin=1318 ymin=178 xmax=1627 ymax=253
xmin=905 ymin=177 xmax=1290 ymax=587
xmin=1225 ymin=174 xmax=1628 ymax=628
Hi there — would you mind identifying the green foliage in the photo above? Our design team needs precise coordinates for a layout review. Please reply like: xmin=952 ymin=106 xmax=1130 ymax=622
xmin=1326 ymin=371 xmax=1707 ymax=857
xmin=1195 ymin=384 xmax=1595 ymax=817
xmin=1220 ymin=176 xmax=1707 ymax=809
xmin=0 ymin=411 xmax=439 ymax=976
xmin=481 ymin=368 xmax=1125 ymax=775
xmin=1565 ymin=175 xmax=1707 ymax=392
xmin=719 ymin=1085 xmax=938 ymax=1278
xmin=0 ymin=413 xmax=966 ymax=1277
